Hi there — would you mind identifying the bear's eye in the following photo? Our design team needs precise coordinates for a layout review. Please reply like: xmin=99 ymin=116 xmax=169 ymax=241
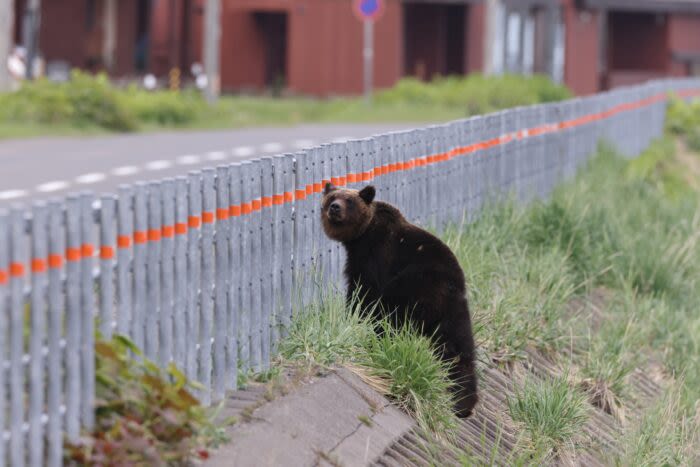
xmin=346 ymin=199 xmax=355 ymax=208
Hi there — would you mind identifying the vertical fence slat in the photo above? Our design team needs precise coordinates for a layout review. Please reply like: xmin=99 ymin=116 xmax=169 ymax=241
xmin=249 ymin=160 xmax=263 ymax=371
xmin=0 ymin=210 xmax=7 ymax=467
xmin=186 ymin=172 xmax=202 ymax=382
xmin=29 ymin=202 xmax=47 ymax=467
xmin=260 ymin=158 xmax=273 ymax=370
xmin=99 ymin=196 xmax=116 ymax=338
xmin=239 ymin=162 xmax=252 ymax=372
xmin=173 ymin=177 xmax=188 ymax=370
xmin=9 ymin=207 xmax=26 ymax=466
xmin=132 ymin=183 xmax=148 ymax=352
xmin=160 ymin=180 xmax=175 ymax=367
xmin=200 ymin=169 xmax=216 ymax=403
xmin=145 ymin=183 xmax=162 ymax=361
xmin=80 ymin=193 xmax=95 ymax=430
xmin=214 ymin=165 xmax=230 ymax=399
xmin=270 ymin=156 xmax=283 ymax=351
xmin=64 ymin=196 xmax=82 ymax=441
xmin=228 ymin=164 xmax=242 ymax=388
xmin=116 ymin=186 xmax=133 ymax=337
xmin=46 ymin=200 xmax=64 ymax=467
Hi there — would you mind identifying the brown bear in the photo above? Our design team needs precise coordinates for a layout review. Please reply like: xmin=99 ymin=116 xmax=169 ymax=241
xmin=321 ymin=183 xmax=478 ymax=418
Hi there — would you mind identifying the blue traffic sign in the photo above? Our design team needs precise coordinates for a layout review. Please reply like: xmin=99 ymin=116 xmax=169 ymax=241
xmin=353 ymin=0 xmax=385 ymax=21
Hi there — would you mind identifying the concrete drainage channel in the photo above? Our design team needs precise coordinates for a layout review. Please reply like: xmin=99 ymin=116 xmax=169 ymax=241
xmin=204 ymin=302 xmax=669 ymax=467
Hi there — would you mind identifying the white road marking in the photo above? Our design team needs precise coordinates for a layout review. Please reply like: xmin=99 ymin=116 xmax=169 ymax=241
xmin=293 ymin=139 xmax=316 ymax=149
xmin=232 ymin=146 xmax=254 ymax=157
xmin=145 ymin=160 xmax=172 ymax=171
xmin=0 ymin=190 xmax=27 ymax=200
xmin=176 ymin=155 xmax=202 ymax=165
xmin=261 ymin=142 xmax=283 ymax=153
xmin=36 ymin=181 xmax=69 ymax=193
xmin=76 ymin=173 xmax=106 ymax=184
xmin=111 ymin=165 xmax=140 ymax=176
xmin=206 ymin=151 xmax=227 ymax=161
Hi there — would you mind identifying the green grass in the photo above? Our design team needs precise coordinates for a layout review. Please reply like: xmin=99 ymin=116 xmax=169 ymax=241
xmin=280 ymin=289 xmax=457 ymax=435
xmin=508 ymin=375 xmax=589 ymax=453
xmin=0 ymin=72 xmax=570 ymax=139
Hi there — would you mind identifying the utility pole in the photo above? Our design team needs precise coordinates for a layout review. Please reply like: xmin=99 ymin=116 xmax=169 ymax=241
xmin=23 ymin=0 xmax=40 ymax=80
xmin=0 ymin=0 xmax=13 ymax=91
xmin=203 ymin=0 xmax=220 ymax=103
xmin=103 ymin=0 xmax=117 ymax=71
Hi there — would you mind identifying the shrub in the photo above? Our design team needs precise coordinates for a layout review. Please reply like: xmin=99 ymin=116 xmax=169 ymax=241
xmin=0 ymin=71 xmax=137 ymax=131
xmin=64 ymin=335 xmax=223 ymax=465
xmin=375 ymin=74 xmax=571 ymax=116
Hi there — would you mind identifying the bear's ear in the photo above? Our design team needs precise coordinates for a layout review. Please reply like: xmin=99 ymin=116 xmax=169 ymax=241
xmin=359 ymin=185 xmax=376 ymax=204
xmin=324 ymin=183 xmax=338 ymax=196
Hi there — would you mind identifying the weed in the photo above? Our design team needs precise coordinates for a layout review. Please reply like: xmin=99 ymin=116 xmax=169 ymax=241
xmin=508 ymin=375 xmax=589 ymax=454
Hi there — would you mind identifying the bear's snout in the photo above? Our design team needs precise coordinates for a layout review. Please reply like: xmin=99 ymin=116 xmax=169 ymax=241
xmin=329 ymin=200 xmax=342 ymax=215
xmin=327 ymin=200 xmax=344 ymax=222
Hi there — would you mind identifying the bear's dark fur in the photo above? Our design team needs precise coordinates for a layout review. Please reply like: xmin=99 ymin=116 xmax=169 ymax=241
xmin=321 ymin=183 xmax=478 ymax=418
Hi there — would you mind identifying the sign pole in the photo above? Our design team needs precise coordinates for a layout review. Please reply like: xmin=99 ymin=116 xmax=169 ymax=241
xmin=364 ymin=19 xmax=373 ymax=105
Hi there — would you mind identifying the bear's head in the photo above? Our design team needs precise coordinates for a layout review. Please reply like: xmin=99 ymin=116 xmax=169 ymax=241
xmin=321 ymin=183 xmax=376 ymax=242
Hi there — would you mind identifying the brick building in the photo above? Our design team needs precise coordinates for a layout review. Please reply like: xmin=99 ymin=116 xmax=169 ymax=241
xmin=10 ymin=0 xmax=700 ymax=96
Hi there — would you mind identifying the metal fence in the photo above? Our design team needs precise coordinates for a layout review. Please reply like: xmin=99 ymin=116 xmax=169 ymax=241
xmin=1 ymin=78 xmax=699 ymax=466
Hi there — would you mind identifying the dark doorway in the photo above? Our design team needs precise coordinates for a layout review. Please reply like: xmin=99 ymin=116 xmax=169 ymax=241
xmin=253 ymin=12 xmax=288 ymax=90
xmin=135 ymin=0 xmax=151 ymax=72
xmin=403 ymin=3 xmax=467 ymax=80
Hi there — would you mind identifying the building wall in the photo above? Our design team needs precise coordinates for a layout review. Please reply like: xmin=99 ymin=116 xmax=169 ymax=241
xmin=220 ymin=0 xmax=402 ymax=96
xmin=667 ymin=13 xmax=700 ymax=76
xmin=467 ymin=2 xmax=485 ymax=73
xmin=562 ymin=0 xmax=601 ymax=95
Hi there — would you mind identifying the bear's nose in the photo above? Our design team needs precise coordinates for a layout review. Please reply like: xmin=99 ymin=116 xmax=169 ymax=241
xmin=329 ymin=201 xmax=341 ymax=215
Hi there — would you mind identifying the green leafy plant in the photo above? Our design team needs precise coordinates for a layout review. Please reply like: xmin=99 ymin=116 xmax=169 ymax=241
xmin=64 ymin=335 xmax=224 ymax=465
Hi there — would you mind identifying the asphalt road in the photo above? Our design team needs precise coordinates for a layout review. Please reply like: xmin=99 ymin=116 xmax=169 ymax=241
xmin=0 ymin=123 xmax=418 ymax=207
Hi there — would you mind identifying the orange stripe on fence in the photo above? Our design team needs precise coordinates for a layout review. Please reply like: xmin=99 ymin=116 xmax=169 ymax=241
xmin=162 ymin=226 xmax=175 ymax=238
xmin=81 ymin=244 xmax=94 ymax=258
xmin=241 ymin=203 xmax=252 ymax=215
xmin=262 ymin=196 xmax=273 ymax=208
xmin=188 ymin=216 xmax=201 ymax=229
xmin=134 ymin=231 xmax=148 ymax=244
xmin=175 ymin=223 xmax=188 ymax=235
xmin=202 ymin=212 xmax=215 ymax=223
xmin=273 ymin=194 xmax=284 ymax=205
xmin=217 ymin=208 xmax=229 ymax=220
xmin=66 ymin=247 xmax=81 ymax=261
xmin=117 ymin=235 xmax=132 ymax=248
xmin=0 ymin=269 xmax=7 ymax=284
xmin=10 ymin=262 xmax=24 ymax=277
xmin=252 ymin=199 xmax=261 ymax=211
xmin=100 ymin=246 xmax=115 ymax=260
xmin=229 ymin=205 xmax=241 ymax=217
xmin=31 ymin=259 xmax=46 ymax=273
xmin=284 ymin=191 xmax=295 ymax=203
xmin=148 ymin=230 xmax=161 ymax=242
xmin=295 ymin=189 xmax=306 ymax=200
xmin=48 ymin=254 xmax=63 ymax=269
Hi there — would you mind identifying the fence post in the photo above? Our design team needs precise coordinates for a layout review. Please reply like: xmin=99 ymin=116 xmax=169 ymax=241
xmin=214 ymin=166 xmax=230 ymax=399
xmin=8 ymin=207 xmax=27 ymax=465
xmin=160 ymin=180 xmax=176 ymax=367
xmin=200 ymin=169 xmax=216 ymax=403
xmin=46 ymin=201 xmax=64 ymax=467
xmin=29 ymin=202 xmax=48 ymax=467
xmin=227 ymin=164 xmax=242 ymax=388
xmin=80 ymin=193 xmax=96 ymax=430
xmin=99 ymin=196 xmax=116 ymax=338
xmin=186 ymin=172 xmax=202 ymax=383
xmin=173 ymin=177 xmax=189 ymax=371
xmin=260 ymin=158 xmax=273 ymax=370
